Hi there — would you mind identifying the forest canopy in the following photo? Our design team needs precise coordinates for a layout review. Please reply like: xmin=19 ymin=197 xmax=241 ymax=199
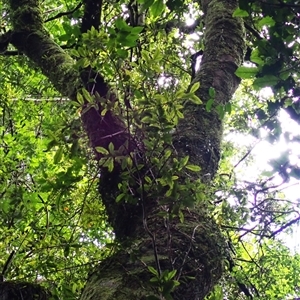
xmin=0 ymin=0 xmax=300 ymax=299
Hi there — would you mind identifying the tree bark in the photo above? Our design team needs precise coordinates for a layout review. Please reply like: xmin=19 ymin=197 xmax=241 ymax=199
xmin=174 ymin=0 xmax=245 ymax=182
xmin=3 ymin=0 xmax=246 ymax=299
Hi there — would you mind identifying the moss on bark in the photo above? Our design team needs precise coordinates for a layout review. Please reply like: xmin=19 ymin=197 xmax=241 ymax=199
xmin=9 ymin=0 xmax=80 ymax=98
xmin=81 ymin=209 xmax=226 ymax=300
xmin=174 ymin=0 xmax=246 ymax=181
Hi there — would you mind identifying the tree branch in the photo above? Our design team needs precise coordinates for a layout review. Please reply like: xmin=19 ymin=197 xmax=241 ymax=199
xmin=44 ymin=2 xmax=82 ymax=23
xmin=244 ymin=22 xmax=263 ymax=40
xmin=8 ymin=0 xmax=79 ymax=97
xmin=269 ymin=215 xmax=300 ymax=238
xmin=173 ymin=0 xmax=246 ymax=180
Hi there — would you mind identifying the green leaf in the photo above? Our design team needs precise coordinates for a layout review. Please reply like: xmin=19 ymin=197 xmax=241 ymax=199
xmin=164 ymin=149 xmax=172 ymax=159
xmin=70 ymin=101 xmax=82 ymax=107
xmin=250 ymin=49 xmax=264 ymax=65
xmin=76 ymin=92 xmax=84 ymax=105
xmin=232 ymin=8 xmax=249 ymax=17
xmin=206 ymin=99 xmax=214 ymax=112
xmin=258 ymin=16 xmax=275 ymax=28
xmin=103 ymin=157 xmax=114 ymax=172
xmin=209 ymin=87 xmax=215 ymax=98
xmin=179 ymin=156 xmax=189 ymax=169
xmin=82 ymin=88 xmax=93 ymax=103
xmin=179 ymin=210 xmax=184 ymax=223
xmin=126 ymin=157 xmax=133 ymax=168
xmin=253 ymin=75 xmax=279 ymax=89
xmin=116 ymin=193 xmax=125 ymax=202
xmin=95 ymin=147 xmax=109 ymax=155
xmin=186 ymin=164 xmax=201 ymax=172
xmin=121 ymin=157 xmax=128 ymax=170
xmin=118 ymin=38 xmax=137 ymax=47
xmin=235 ymin=66 xmax=258 ymax=79
xmin=115 ymin=18 xmax=131 ymax=32
xmin=152 ymin=48 xmax=163 ymax=61
xmin=116 ymin=48 xmax=128 ymax=58
xmin=150 ymin=0 xmax=165 ymax=19
xmin=216 ymin=104 xmax=225 ymax=119
xmin=143 ymin=0 xmax=155 ymax=10
xmin=126 ymin=33 xmax=140 ymax=42
xmin=108 ymin=142 xmax=114 ymax=153
xmin=175 ymin=89 xmax=185 ymax=98
xmin=189 ymin=94 xmax=202 ymax=105
xmin=131 ymin=26 xmax=144 ymax=34
xmin=54 ymin=147 xmax=63 ymax=164
xmin=190 ymin=82 xmax=200 ymax=93
xmin=77 ymin=47 xmax=86 ymax=56
xmin=148 ymin=266 xmax=158 ymax=276
xmin=176 ymin=110 xmax=184 ymax=119
xmin=225 ymin=102 xmax=232 ymax=114
xmin=70 ymin=49 xmax=80 ymax=57
xmin=81 ymin=57 xmax=90 ymax=68
xmin=141 ymin=116 xmax=152 ymax=123
xmin=166 ymin=269 xmax=177 ymax=280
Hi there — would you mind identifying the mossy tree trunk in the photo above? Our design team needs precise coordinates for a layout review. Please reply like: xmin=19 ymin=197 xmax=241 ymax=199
xmin=2 ymin=0 xmax=245 ymax=299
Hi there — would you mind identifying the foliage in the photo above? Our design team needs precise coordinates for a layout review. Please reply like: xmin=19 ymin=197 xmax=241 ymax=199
xmin=0 ymin=0 xmax=300 ymax=299
xmin=0 ymin=58 xmax=113 ymax=298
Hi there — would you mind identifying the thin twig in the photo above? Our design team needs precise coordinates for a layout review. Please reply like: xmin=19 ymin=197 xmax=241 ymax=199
xmin=44 ymin=2 xmax=82 ymax=23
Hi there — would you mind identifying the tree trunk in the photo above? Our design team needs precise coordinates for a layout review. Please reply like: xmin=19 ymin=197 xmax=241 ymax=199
xmin=3 ymin=0 xmax=245 ymax=299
